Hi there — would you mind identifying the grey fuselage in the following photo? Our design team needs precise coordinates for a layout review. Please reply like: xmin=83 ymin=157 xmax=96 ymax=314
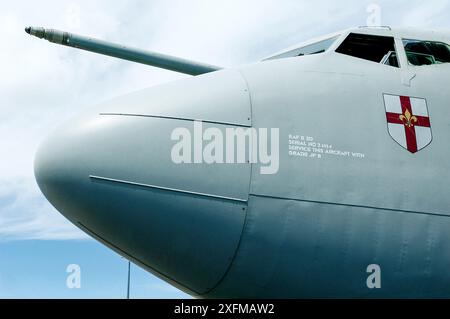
xmin=34 ymin=27 xmax=450 ymax=298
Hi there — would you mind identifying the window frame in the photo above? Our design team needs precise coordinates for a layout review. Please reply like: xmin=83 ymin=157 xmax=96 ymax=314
xmin=402 ymin=38 xmax=450 ymax=67
xmin=334 ymin=32 xmax=402 ymax=69
xmin=263 ymin=35 xmax=341 ymax=61
xmin=294 ymin=35 xmax=341 ymax=57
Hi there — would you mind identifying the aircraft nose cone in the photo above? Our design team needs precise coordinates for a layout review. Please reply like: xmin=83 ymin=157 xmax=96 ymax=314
xmin=34 ymin=69 xmax=251 ymax=296
xmin=34 ymin=118 xmax=92 ymax=222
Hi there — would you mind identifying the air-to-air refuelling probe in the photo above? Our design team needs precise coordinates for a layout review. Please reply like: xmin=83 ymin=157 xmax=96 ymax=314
xmin=27 ymin=25 xmax=450 ymax=298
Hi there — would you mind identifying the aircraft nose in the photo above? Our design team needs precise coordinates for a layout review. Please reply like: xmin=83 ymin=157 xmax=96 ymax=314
xmin=34 ymin=127 xmax=82 ymax=219
xmin=34 ymin=69 xmax=252 ymax=296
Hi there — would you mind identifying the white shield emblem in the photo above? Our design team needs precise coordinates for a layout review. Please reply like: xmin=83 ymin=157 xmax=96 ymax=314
xmin=383 ymin=94 xmax=432 ymax=153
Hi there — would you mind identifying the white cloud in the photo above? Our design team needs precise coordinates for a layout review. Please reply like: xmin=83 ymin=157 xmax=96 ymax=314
xmin=1 ymin=0 xmax=450 ymax=240
xmin=0 ymin=178 xmax=89 ymax=240
xmin=400 ymin=0 xmax=450 ymax=27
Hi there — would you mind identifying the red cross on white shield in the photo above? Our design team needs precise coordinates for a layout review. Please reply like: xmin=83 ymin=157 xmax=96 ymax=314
xmin=383 ymin=94 xmax=432 ymax=153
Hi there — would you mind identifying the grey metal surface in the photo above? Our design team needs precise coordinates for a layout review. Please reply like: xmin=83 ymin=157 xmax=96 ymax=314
xmin=96 ymin=69 xmax=252 ymax=127
xmin=205 ymin=195 xmax=450 ymax=298
xmin=32 ymin=26 xmax=450 ymax=298
xmin=25 ymin=26 xmax=221 ymax=75
xmin=34 ymin=69 xmax=252 ymax=294
xmin=243 ymin=53 xmax=450 ymax=216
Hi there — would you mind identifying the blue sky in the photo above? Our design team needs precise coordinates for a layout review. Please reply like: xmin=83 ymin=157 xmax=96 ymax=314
xmin=1 ymin=0 xmax=450 ymax=298
xmin=0 ymin=240 xmax=190 ymax=298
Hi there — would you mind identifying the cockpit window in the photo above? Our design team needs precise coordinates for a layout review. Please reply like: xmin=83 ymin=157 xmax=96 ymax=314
xmin=264 ymin=36 xmax=339 ymax=61
xmin=294 ymin=36 xmax=340 ymax=56
xmin=336 ymin=33 xmax=399 ymax=68
xmin=403 ymin=39 xmax=450 ymax=66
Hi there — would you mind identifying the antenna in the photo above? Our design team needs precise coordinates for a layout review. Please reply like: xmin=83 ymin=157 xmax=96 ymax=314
xmin=126 ymin=260 xmax=131 ymax=299
xmin=25 ymin=26 xmax=221 ymax=76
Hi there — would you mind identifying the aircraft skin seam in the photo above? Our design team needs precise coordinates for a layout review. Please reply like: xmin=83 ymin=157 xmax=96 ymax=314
xmin=198 ymin=70 xmax=253 ymax=296
xmin=87 ymin=175 xmax=249 ymax=296
xmin=198 ymin=202 xmax=250 ymax=298
xmin=249 ymin=193 xmax=450 ymax=218
xmin=89 ymin=175 xmax=248 ymax=202
xmin=236 ymin=69 xmax=253 ymax=203
xmin=99 ymin=112 xmax=252 ymax=128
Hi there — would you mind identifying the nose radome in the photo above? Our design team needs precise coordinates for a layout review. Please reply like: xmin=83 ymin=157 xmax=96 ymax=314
xmin=34 ymin=69 xmax=252 ymax=295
